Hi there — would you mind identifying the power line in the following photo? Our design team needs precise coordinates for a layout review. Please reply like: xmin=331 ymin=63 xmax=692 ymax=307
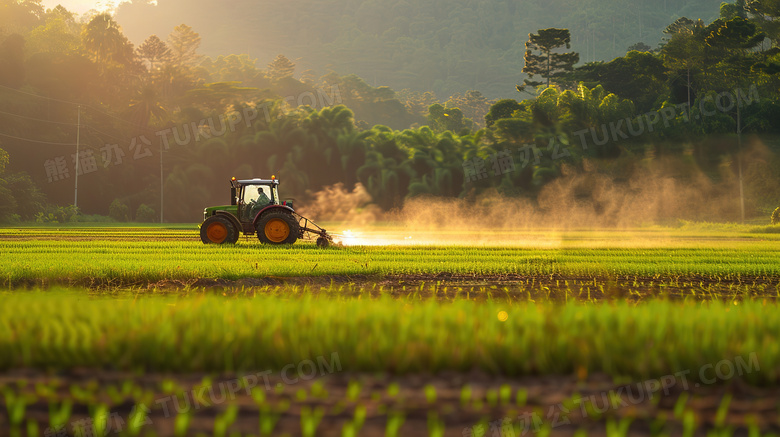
xmin=0 ymin=83 xmax=82 ymax=107
xmin=82 ymin=105 xmax=159 ymax=135
xmin=81 ymin=105 xmax=138 ymax=127
xmin=83 ymin=124 xmax=129 ymax=144
xmin=0 ymin=107 xmax=149 ymax=146
xmin=0 ymin=121 xmax=128 ymax=149
xmin=0 ymin=121 xmax=148 ymax=150
xmin=0 ymin=83 xmax=158 ymax=135
xmin=0 ymin=109 xmax=79 ymax=126
xmin=0 ymin=132 xmax=78 ymax=146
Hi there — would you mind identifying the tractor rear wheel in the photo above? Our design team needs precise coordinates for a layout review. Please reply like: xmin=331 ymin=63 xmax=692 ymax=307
xmin=200 ymin=215 xmax=238 ymax=244
xmin=256 ymin=211 xmax=299 ymax=245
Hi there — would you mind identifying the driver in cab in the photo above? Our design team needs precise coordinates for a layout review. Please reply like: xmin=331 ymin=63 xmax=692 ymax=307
xmin=246 ymin=187 xmax=271 ymax=220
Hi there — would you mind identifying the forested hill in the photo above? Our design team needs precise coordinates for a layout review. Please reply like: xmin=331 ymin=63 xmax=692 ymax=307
xmin=115 ymin=0 xmax=722 ymax=100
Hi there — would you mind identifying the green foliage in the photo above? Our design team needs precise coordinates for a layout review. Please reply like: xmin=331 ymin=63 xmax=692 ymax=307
xmin=522 ymin=28 xmax=580 ymax=89
xmin=627 ymin=42 xmax=653 ymax=52
xmin=444 ymin=91 xmax=492 ymax=129
xmin=426 ymin=103 xmax=472 ymax=133
xmin=69 ymin=213 xmax=114 ymax=223
xmin=109 ymin=199 xmax=129 ymax=222
xmin=720 ymin=0 xmax=748 ymax=19
xmin=0 ymin=33 xmax=25 ymax=88
xmin=484 ymin=99 xmax=522 ymax=128
xmin=200 ymin=53 xmax=267 ymax=87
xmin=397 ymin=89 xmax=439 ymax=120
xmin=772 ymin=206 xmax=780 ymax=224
xmin=705 ymin=17 xmax=766 ymax=50
xmin=167 ymin=24 xmax=201 ymax=67
xmin=26 ymin=15 xmax=81 ymax=55
xmin=34 ymin=205 xmax=78 ymax=224
xmin=0 ymin=147 xmax=8 ymax=173
xmin=81 ymin=14 xmax=135 ymax=66
xmin=319 ymin=73 xmax=418 ymax=129
xmin=266 ymin=54 xmax=295 ymax=81
xmin=135 ymin=204 xmax=156 ymax=223
xmin=3 ymin=172 xmax=46 ymax=220
xmin=136 ymin=35 xmax=171 ymax=71
xmin=0 ymin=291 xmax=774 ymax=384
xmin=664 ymin=17 xmax=700 ymax=36
xmin=572 ymin=51 xmax=667 ymax=112
xmin=0 ymin=151 xmax=45 ymax=223
xmin=0 ymin=180 xmax=16 ymax=222
xmin=488 ymin=83 xmax=633 ymax=158
xmin=660 ymin=29 xmax=704 ymax=107
xmin=747 ymin=0 xmax=780 ymax=43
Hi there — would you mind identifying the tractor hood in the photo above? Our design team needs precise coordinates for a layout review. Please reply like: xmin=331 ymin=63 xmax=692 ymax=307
xmin=203 ymin=205 xmax=238 ymax=221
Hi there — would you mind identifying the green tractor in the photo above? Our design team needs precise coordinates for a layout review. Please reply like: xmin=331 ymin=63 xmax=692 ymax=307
xmin=200 ymin=176 xmax=333 ymax=247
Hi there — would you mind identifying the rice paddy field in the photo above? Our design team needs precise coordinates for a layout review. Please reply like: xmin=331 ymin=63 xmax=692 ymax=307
xmin=1 ymin=224 xmax=780 ymax=436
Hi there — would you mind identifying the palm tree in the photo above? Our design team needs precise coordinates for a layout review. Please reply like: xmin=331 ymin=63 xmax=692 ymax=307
xmin=337 ymin=130 xmax=371 ymax=187
xmin=357 ymin=126 xmax=413 ymax=209
xmin=81 ymin=13 xmax=134 ymax=68
xmin=128 ymin=85 xmax=168 ymax=131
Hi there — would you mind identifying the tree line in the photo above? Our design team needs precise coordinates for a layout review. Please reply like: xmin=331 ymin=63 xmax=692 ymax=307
xmin=0 ymin=0 xmax=778 ymax=223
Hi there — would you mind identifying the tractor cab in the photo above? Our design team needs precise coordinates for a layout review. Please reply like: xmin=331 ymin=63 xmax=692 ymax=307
xmin=230 ymin=176 xmax=293 ymax=221
xmin=200 ymin=176 xmax=331 ymax=247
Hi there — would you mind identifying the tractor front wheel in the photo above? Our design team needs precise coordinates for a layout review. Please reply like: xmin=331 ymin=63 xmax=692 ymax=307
xmin=256 ymin=212 xmax=299 ymax=245
xmin=200 ymin=215 xmax=239 ymax=244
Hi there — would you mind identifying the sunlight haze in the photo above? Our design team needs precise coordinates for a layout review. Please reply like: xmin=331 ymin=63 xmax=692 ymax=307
xmin=41 ymin=0 xmax=125 ymax=14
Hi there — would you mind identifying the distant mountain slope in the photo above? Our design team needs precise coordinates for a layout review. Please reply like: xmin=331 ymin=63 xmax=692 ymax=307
xmin=115 ymin=0 xmax=721 ymax=99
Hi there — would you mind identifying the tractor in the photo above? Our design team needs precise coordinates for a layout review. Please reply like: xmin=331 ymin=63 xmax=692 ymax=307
xmin=199 ymin=176 xmax=333 ymax=247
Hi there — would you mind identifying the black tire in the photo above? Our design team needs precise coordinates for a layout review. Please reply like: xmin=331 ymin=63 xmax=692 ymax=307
xmin=316 ymin=237 xmax=330 ymax=248
xmin=256 ymin=211 xmax=299 ymax=245
xmin=200 ymin=215 xmax=238 ymax=245
xmin=227 ymin=219 xmax=240 ymax=244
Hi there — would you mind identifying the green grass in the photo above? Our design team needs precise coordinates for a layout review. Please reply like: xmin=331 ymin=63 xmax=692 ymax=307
xmin=3 ymin=222 xmax=198 ymax=229
xmin=0 ymin=291 xmax=775 ymax=383
xmin=1 ymin=225 xmax=777 ymax=436
xmin=1 ymin=227 xmax=780 ymax=285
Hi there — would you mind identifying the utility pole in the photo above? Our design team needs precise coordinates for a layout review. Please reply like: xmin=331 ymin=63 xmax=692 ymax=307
xmin=737 ymin=89 xmax=745 ymax=223
xmin=74 ymin=106 xmax=81 ymax=210
xmin=160 ymin=139 xmax=164 ymax=223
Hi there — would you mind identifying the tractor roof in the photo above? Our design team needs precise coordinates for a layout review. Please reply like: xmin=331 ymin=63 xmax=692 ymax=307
xmin=237 ymin=178 xmax=279 ymax=186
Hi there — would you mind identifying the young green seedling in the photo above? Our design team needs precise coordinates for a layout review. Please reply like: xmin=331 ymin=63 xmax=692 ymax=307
xmin=213 ymin=405 xmax=239 ymax=437
xmin=424 ymin=384 xmax=437 ymax=404
xmin=300 ymin=406 xmax=325 ymax=437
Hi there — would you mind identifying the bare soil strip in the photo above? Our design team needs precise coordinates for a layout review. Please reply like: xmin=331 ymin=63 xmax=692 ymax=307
xmin=7 ymin=273 xmax=779 ymax=302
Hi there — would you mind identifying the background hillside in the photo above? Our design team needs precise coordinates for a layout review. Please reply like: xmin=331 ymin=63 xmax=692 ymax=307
xmin=114 ymin=0 xmax=722 ymax=100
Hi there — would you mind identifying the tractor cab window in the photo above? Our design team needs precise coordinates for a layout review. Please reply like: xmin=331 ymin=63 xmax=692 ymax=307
xmin=242 ymin=185 xmax=273 ymax=221
xmin=242 ymin=186 xmax=271 ymax=206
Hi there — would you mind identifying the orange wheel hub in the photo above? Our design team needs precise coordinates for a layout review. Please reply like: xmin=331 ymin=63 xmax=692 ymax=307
xmin=206 ymin=222 xmax=227 ymax=243
xmin=264 ymin=218 xmax=290 ymax=243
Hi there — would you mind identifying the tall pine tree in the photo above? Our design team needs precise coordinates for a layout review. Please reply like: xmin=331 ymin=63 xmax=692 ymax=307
xmin=520 ymin=28 xmax=579 ymax=90
xmin=267 ymin=54 xmax=295 ymax=81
